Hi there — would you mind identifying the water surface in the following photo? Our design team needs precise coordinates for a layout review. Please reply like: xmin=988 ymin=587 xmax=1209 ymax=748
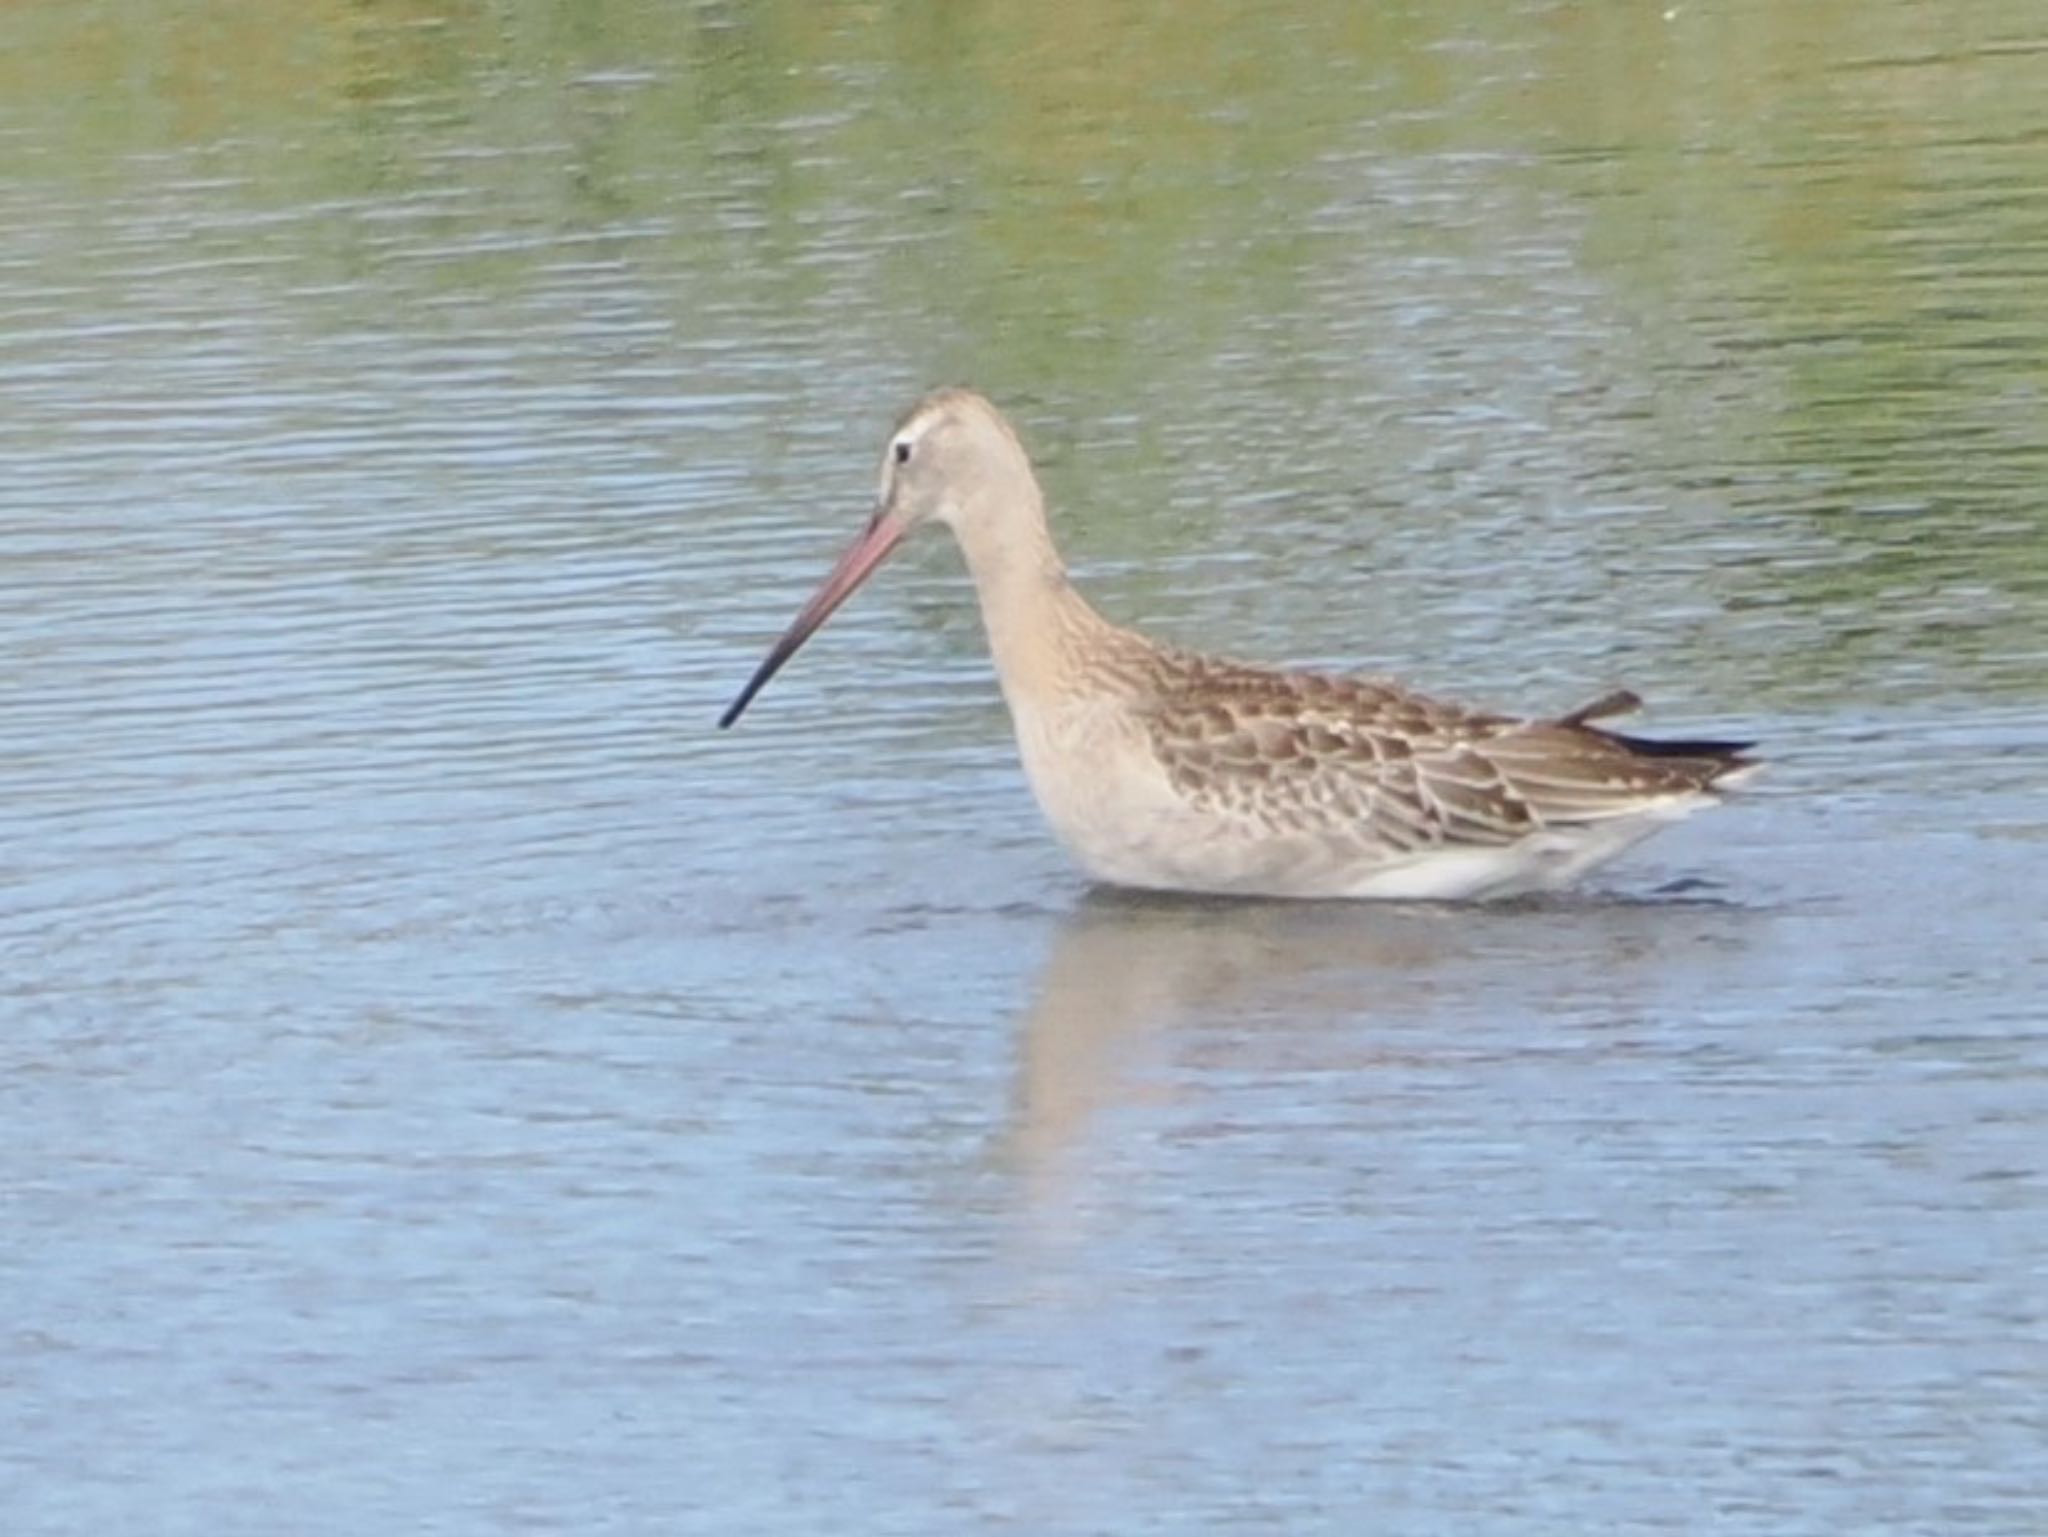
xmin=3 ymin=2 xmax=2044 ymax=1532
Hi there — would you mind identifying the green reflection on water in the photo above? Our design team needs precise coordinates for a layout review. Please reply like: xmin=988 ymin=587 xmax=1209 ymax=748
xmin=5 ymin=0 xmax=2042 ymax=701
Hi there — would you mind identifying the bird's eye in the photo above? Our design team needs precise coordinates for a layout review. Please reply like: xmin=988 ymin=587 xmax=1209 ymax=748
xmin=893 ymin=440 xmax=912 ymax=465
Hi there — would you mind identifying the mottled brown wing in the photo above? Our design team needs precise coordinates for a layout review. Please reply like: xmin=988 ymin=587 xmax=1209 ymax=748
xmin=1478 ymin=719 xmax=1752 ymax=822
xmin=1137 ymin=656 xmax=1534 ymax=851
xmin=1140 ymin=655 xmax=1744 ymax=850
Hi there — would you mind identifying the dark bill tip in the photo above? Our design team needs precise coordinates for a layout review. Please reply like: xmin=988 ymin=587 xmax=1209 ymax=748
xmin=716 ymin=510 xmax=906 ymax=730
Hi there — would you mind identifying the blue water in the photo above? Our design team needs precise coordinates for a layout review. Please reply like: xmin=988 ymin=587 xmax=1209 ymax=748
xmin=3 ymin=2 xmax=2044 ymax=1531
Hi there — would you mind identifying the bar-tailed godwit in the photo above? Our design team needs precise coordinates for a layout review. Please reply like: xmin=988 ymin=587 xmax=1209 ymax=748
xmin=719 ymin=389 xmax=1756 ymax=899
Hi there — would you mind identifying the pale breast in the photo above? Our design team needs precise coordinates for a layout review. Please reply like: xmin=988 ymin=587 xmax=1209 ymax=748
xmin=1004 ymin=694 xmax=1387 ymax=895
xmin=1005 ymin=696 xmax=1198 ymax=888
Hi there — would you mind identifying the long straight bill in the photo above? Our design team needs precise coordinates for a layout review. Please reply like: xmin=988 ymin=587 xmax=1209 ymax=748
xmin=717 ymin=510 xmax=907 ymax=728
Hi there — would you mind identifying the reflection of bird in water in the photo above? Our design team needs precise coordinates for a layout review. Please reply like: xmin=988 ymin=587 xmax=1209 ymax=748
xmin=1001 ymin=891 xmax=1462 ymax=1188
xmin=720 ymin=389 xmax=1757 ymax=900
xmin=1000 ymin=885 xmax=1763 ymax=1198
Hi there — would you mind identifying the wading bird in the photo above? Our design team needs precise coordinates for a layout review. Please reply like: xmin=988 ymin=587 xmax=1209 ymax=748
xmin=719 ymin=390 xmax=1756 ymax=899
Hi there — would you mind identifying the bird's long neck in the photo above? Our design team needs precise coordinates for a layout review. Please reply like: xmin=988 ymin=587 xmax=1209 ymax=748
xmin=948 ymin=482 xmax=1115 ymax=711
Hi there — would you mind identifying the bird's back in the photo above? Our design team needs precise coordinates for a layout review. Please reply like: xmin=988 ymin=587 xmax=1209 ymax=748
xmin=1031 ymin=638 xmax=1754 ymax=898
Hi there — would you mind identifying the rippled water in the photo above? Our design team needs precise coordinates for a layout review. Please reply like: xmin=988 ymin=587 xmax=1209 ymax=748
xmin=4 ymin=2 xmax=2045 ymax=1532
